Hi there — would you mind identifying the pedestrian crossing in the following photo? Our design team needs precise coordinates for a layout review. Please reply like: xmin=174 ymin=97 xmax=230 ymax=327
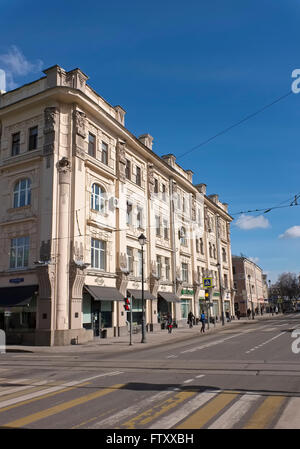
xmin=0 ymin=374 xmax=299 ymax=429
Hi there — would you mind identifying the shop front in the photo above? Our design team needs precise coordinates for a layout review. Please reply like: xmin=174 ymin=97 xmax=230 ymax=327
xmin=83 ymin=285 xmax=124 ymax=338
xmin=0 ymin=285 xmax=38 ymax=345
xmin=180 ymin=288 xmax=194 ymax=324
xmin=127 ymin=289 xmax=156 ymax=330
xmin=157 ymin=292 xmax=181 ymax=326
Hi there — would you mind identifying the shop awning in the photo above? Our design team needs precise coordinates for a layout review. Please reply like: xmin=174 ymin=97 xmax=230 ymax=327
xmin=0 ymin=285 xmax=38 ymax=307
xmin=158 ymin=292 xmax=181 ymax=303
xmin=127 ymin=289 xmax=156 ymax=300
xmin=84 ymin=285 xmax=124 ymax=301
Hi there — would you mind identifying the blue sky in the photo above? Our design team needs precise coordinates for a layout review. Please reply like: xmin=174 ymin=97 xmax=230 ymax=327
xmin=1 ymin=0 xmax=299 ymax=282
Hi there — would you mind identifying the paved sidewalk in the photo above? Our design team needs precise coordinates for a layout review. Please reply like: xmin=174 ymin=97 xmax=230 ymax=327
xmin=4 ymin=313 xmax=285 ymax=355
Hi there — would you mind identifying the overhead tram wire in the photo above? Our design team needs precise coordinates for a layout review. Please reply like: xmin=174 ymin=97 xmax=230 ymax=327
xmin=176 ymin=90 xmax=293 ymax=161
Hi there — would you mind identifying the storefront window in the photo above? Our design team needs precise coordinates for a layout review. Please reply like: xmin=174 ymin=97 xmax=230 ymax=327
xmin=128 ymin=298 xmax=143 ymax=324
xmin=181 ymin=299 xmax=190 ymax=319
xmin=213 ymin=300 xmax=219 ymax=318
xmin=100 ymin=301 xmax=113 ymax=328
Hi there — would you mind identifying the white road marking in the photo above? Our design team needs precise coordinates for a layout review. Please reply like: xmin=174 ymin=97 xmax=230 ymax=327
xmin=166 ymin=355 xmax=177 ymax=359
xmin=275 ymin=397 xmax=300 ymax=429
xmin=0 ymin=371 xmax=123 ymax=409
xmin=245 ymin=332 xmax=286 ymax=354
xmin=0 ymin=379 xmax=51 ymax=398
xmin=88 ymin=387 xmax=176 ymax=428
xmin=196 ymin=375 xmax=205 ymax=378
xmin=181 ymin=331 xmax=249 ymax=354
xmin=149 ymin=389 xmax=220 ymax=429
xmin=183 ymin=379 xmax=193 ymax=384
xmin=209 ymin=393 xmax=261 ymax=429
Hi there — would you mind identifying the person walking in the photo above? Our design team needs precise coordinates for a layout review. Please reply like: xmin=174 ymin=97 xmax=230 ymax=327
xmin=167 ymin=314 xmax=173 ymax=334
xmin=247 ymin=308 xmax=251 ymax=320
xmin=188 ymin=311 xmax=194 ymax=328
xmin=236 ymin=310 xmax=241 ymax=320
xmin=200 ymin=312 xmax=206 ymax=333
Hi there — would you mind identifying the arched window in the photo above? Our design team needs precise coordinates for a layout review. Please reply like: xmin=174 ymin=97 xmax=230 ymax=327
xmin=91 ymin=183 xmax=105 ymax=212
xmin=13 ymin=178 xmax=31 ymax=208
xmin=222 ymin=247 xmax=227 ymax=262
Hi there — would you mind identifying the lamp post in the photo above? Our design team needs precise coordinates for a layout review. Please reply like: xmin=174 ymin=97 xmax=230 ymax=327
xmin=248 ymin=275 xmax=254 ymax=320
xmin=216 ymin=263 xmax=225 ymax=326
xmin=138 ymin=233 xmax=147 ymax=343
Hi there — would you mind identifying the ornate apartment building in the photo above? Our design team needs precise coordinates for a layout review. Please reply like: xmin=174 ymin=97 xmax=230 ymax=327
xmin=232 ymin=256 xmax=267 ymax=316
xmin=0 ymin=65 xmax=234 ymax=345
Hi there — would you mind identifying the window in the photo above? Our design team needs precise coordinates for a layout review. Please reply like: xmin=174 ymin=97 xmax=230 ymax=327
xmin=222 ymin=247 xmax=227 ymax=263
xmin=163 ymin=219 xmax=169 ymax=240
xmin=10 ymin=236 xmax=29 ymax=269
xmin=233 ymin=266 xmax=236 ymax=275
xmin=88 ymin=133 xmax=95 ymax=157
xmin=91 ymin=239 xmax=106 ymax=270
xmin=209 ymin=242 xmax=212 ymax=258
xmin=182 ymin=197 xmax=185 ymax=213
xmin=155 ymin=215 xmax=160 ymax=236
xmin=137 ymin=250 xmax=143 ymax=276
xmin=137 ymin=207 xmax=143 ymax=229
xmin=180 ymin=227 xmax=187 ymax=246
xmin=162 ymin=184 xmax=166 ymax=201
xmin=12 ymin=132 xmax=20 ymax=156
xmin=126 ymin=247 xmax=134 ymax=273
xmin=197 ymin=267 xmax=201 ymax=283
xmin=13 ymin=179 xmax=31 ymax=208
xmin=182 ymin=263 xmax=189 ymax=283
xmin=213 ymin=245 xmax=216 ymax=259
xmin=91 ymin=184 xmax=105 ymax=212
xmin=156 ymin=255 xmax=162 ymax=278
xmin=165 ymin=257 xmax=170 ymax=280
xmin=224 ymin=274 xmax=228 ymax=289
xmin=101 ymin=142 xmax=108 ymax=165
xmin=200 ymin=238 xmax=204 ymax=255
xmin=136 ymin=166 xmax=141 ymax=186
xmin=154 ymin=178 xmax=159 ymax=194
xmin=196 ymin=239 xmax=200 ymax=253
xmin=177 ymin=194 xmax=181 ymax=209
xmin=125 ymin=159 xmax=131 ymax=180
xmin=28 ymin=126 xmax=38 ymax=151
xmin=126 ymin=202 xmax=132 ymax=226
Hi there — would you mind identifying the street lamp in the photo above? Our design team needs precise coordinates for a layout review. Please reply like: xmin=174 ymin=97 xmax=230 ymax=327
xmin=138 ymin=233 xmax=147 ymax=343
xmin=216 ymin=263 xmax=225 ymax=326
xmin=248 ymin=275 xmax=254 ymax=320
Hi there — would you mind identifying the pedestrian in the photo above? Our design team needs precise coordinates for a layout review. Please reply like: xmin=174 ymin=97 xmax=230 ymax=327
xmin=275 ymin=306 xmax=278 ymax=315
xmin=200 ymin=312 xmax=206 ymax=333
xmin=247 ymin=308 xmax=251 ymax=319
xmin=188 ymin=311 xmax=194 ymax=328
xmin=236 ymin=310 xmax=241 ymax=320
xmin=167 ymin=314 xmax=173 ymax=334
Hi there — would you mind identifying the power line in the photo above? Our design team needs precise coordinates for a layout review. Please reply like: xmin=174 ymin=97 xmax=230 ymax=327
xmin=231 ymin=202 xmax=300 ymax=216
xmin=176 ymin=90 xmax=293 ymax=161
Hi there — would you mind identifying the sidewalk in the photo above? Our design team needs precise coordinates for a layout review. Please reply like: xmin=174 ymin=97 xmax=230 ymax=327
xmin=5 ymin=313 xmax=285 ymax=355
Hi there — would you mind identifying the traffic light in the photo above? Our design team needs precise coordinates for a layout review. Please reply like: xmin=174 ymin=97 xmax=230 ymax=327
xmin=123 ymin=297 xmax=130 ymax=311
xmin=205 ymin=289 xmax=210 ymax=301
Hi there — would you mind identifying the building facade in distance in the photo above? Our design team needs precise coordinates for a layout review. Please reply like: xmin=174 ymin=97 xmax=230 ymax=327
xmin=0 ymin=65 xmax=234 ymax=345
xmin=232 ymin=256 xmax=267 ymax=316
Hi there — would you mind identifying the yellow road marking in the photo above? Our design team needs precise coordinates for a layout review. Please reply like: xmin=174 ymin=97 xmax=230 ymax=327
xmin=0 ymin=382 xmax=90 ymax=414
xmin=3 ymin=384 xmax=124 ymax=428
xmin=123 ymin=390 xmax=196 ymax=429
xmin=176 ymin=392 xmax=238 ymax=429
xmin=243 ymin=396 xmax=286 ymax=429
xmin=71 ymin=408 xmax=118 ymax=429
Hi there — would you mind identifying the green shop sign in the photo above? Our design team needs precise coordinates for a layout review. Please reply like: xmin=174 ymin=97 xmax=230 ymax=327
xmin=181 ymin=289 xmax=194 ymax=296
xmin=213 ymin=292 xmax=220 ymax=296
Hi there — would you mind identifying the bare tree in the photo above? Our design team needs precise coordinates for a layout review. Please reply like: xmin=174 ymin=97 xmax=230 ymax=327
xmin=274 ymin=272 xmax=300 ymax=299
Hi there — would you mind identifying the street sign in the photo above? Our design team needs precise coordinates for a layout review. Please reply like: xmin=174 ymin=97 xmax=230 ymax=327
xmin=203 ymin=277 xmax=212 ymax=288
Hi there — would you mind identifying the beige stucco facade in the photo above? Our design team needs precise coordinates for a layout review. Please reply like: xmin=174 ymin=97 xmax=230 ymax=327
xmin=0 ymin=65 xmax=234 ymax=345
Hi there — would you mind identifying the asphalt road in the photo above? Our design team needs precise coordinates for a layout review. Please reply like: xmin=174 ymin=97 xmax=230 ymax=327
xmin=0 ymin=313 xmax=300 ymax=429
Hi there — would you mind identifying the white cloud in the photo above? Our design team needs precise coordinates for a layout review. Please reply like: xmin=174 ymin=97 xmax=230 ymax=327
xmin=234 ymin=214 xmax=270 ymax=230
xmin=0 ymin=46 xmax=43 ymax=90
xmin=279 ymin=226 xmax=300 ymax=239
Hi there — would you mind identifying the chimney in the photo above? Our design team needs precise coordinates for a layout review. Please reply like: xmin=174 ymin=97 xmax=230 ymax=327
xmin=161 ymin=154 xmax=176 ymax=168
xmin=114 ymin=105 xmax=126 ymax=126
xmin=208 ymin=194 xmax=219 ymax=204
xmin=186 ymin=170 xmax=193 ymax=183
xmin=195 ymin=183 xmax=207 ymax=195
xmin=139 ymin=133 xmax=153 ymax=150
xmin=222 ymin=202 xmax=229 ymax=212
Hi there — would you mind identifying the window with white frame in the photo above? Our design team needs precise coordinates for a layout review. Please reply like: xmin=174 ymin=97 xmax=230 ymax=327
xmin=12 ymin=132 xmax=20 ymax=156
xmin=91 ymin=238 xmax=106 ymax=270
xmin=125 ymin=159 xmax=131 ymax=180
xmin=155 ymin=215 xmax=160 ymax=236
xmin=180 ymin=227 xmax=187 ymax=246
xmin=137 ymin=206 xmax=143 ymax=229
xmin=88 ymin=133 xmax=96 ymax=157
xmin=224 ymin=273 xmax=228 ymax=289
xmin=213 ymin=244 xmax=216 ymax=259
xmin=13 ymin=178 xmax=31 ymax=208
xmin=165 ymin=257 xmax=170 ymax=280
xmin=156 ymin=255 xmax=162 ymax=278
xmin=200 ymin=238 xmax=204 ymax=255
xmin=163 ymin=219 xmax=169 ymax=240
xmin=182 ymin=263 xmax=189 ymax=283
xmin=101 ymin=142 xmax=108 ymax=165
xmin=126 ymin=202 xmax=133 ymax=226
xmin=10 ymin=236 xmax=30 ymax=269
xmin=126 ymin=247 xmax=134 ymax=273
xmin=162 ymin=184 xmax=166 ymax=202
xmin=91 ymin=184 xmax=105 ymax=212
